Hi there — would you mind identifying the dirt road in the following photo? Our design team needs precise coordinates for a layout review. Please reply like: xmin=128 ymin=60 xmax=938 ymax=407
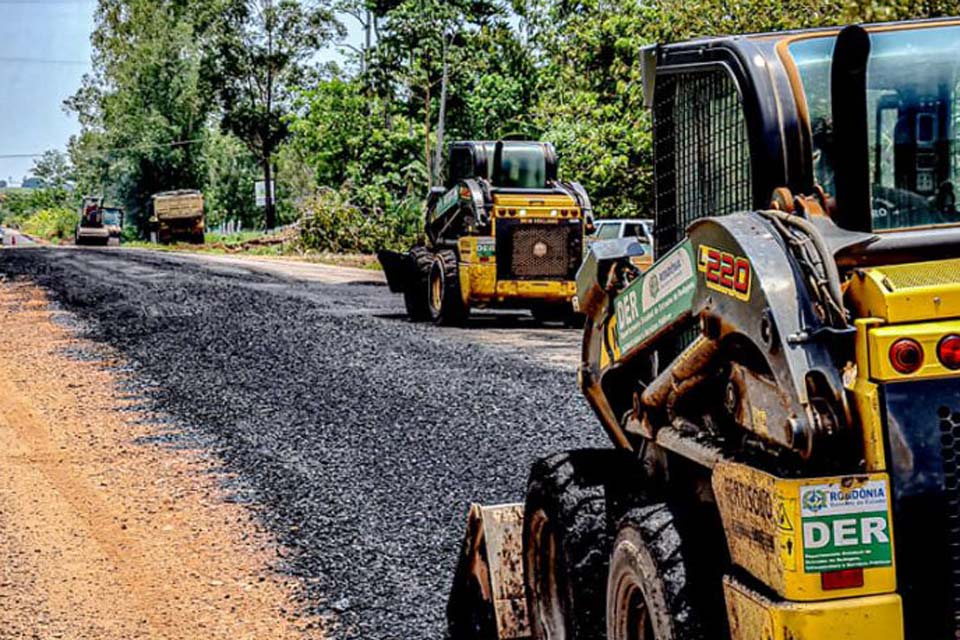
xmin=0 ymin=247 xmax=602 ymax=638
xmin=0 ymin=281 xmax=319 ymax=638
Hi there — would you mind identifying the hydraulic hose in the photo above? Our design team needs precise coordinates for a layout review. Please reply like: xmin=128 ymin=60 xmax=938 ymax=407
xmin=759 ymin=209 xmax=847 ymax=328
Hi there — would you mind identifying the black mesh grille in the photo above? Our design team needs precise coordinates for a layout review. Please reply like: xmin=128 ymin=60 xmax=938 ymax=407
xmin=496 ymin=221 xmax=581 ymax=281
xmin=653 ymin=69 xmax=752 ymax=257
xmin=938 ymin=405 xmax=960 ymax=629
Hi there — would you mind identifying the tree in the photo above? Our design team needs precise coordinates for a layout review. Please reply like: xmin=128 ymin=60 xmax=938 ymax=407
xmin=212 ymin=0 xmax=342 ymax=229
xmin=370 ymin=0 xmax=518 ymax=186
xmin=66 ymin=0 xmax=214 ymax=231
xmin=31 ymin=151 xmax=74 ymax=190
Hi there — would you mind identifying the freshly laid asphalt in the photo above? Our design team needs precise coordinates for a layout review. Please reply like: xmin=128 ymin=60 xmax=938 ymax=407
xmin=0 ymin=247 xmax=604 ymax=639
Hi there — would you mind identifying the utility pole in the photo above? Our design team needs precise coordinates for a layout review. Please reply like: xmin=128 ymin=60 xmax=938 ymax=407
xmin=433 ymin=32 xmax=450 ymax=184
xmin=263 ymin=0 xmax=277 ymax=230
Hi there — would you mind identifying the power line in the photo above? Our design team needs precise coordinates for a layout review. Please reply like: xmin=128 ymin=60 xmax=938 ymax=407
xmin=0 ymin=56 xmax=88 ymax=65
xmin=0 ymin=1 xmax=95 ymax=4
xmin=0 ymin=138 xmax=206 ymax=160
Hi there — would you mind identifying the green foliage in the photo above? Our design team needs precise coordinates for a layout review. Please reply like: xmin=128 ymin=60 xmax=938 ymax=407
xmin=202 ymin=130 xmax=261 ymax=228
xmin=286 ymin=76 xmax=425 ymax=248
xmin=211 ymin=0 xmax=343 ymax=228
xmin=64 ymin=0 xmax=960 ymax=249
xmin=30 ymin=151 xmax=75 ymax=190
xmin=0 ymin=187 xmax=73 ymax=225
xmin=20 ymin=208 xmax=80 ymax=242
xmin=298 ymin=187 xmax=421 ymax=253
xmin=66 ymin=0 xmax=213 ymax=233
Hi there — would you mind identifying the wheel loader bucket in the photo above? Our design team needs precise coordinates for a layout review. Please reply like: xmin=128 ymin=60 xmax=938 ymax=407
xmin=447 ymin=503 xmax=529 ymax=639
xmin=377 ymin=249 xmax=414 ymax=294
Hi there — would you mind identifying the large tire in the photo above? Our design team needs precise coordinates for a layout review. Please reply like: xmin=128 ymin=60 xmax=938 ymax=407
xmin=530 ymin=302 xmax=570 ymax=325
xmin=523 ymin=450 xmax=619 ymax=640
xmin=606 ymin=504 xmax=707 ymax=640
xmin=531 ymin=303 xmax=583 ymax=328
xmin=428 ymin=249 xmax=469 ymax=326
xmin=403 ymin=246 xmax=433 ymax=322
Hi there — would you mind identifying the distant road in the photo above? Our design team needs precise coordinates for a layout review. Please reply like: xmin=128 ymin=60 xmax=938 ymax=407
xmin=0 ymin=228 xmax=36 ymax=246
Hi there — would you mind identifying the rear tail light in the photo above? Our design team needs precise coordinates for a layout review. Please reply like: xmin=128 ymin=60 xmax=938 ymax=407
xmin=889 ymin=338 xmax=924 ymax=374
xmin=938 ymin=334 xmax=960 ymax=370
xmin=821 ymin=568 xmax=864 ymax=590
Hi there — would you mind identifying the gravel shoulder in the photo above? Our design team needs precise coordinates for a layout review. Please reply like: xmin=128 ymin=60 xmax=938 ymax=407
xmin=0 ymin=247 xmax=604 ymax=638
xmin=0 ymin=280 xmax=319 ymax=639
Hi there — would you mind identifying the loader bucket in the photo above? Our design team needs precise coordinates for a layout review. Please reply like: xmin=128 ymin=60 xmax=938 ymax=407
xmin=447 ymin=504 xmax=529 ymax=640
xmin=377 ymin=249 xmax=414 ymax=294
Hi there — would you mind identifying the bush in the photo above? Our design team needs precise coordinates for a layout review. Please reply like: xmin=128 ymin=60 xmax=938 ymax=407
xmin=298 ymin=187 xmax=421 ymax=254
xmin=20 ymin=207 xmax=79 ymax=242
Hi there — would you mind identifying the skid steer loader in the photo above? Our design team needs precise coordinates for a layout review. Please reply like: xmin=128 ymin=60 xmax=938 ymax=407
xmin=378 ymin=141 xmax=596 ymax=325
xmin=447 ymin=19 xmax=960 ymax=640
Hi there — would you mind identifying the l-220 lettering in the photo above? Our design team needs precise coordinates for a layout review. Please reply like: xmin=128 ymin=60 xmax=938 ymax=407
xmin=697 ymin=244 xmax=752 ymax=302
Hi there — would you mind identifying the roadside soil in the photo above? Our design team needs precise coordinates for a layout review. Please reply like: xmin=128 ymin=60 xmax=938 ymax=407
xmin=0 ymin=281 xmax=320 ymax=639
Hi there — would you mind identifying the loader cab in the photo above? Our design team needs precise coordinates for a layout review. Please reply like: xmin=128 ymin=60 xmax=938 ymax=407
xmin=445 ymin=141 xmax=558 ymax=191
xmin=647 ymin=19 xmax=960 ymax=256
xmin=789 ymin=25 xmax=960 ymax=231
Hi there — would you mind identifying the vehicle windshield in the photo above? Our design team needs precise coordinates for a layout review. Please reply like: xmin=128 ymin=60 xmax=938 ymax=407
xmin=484 ymin=144 xmax=548 ymax=189
xmin=102 ymin=209 xmax=122 ymax=226
xmin=790 ymin=25 xmax=960 ymax=230
xmin=595 ymin=223 xmax=621 ymax=240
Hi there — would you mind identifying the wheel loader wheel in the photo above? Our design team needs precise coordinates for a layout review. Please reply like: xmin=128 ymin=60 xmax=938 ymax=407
xmin=403 ymin=246 xmax=433 ymax=322
xmin=523 ymin=450 xmax=617 ymax=640
xmin=428 ymin=249 xmax=469 ymax=326
xmin=606 ymin=504 xmax=706 ymax=640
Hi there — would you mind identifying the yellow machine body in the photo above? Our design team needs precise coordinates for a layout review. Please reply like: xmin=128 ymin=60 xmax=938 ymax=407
xmin=456 ymin=194 xmax=581 ymax=308
xmin=725 ymin=578 xmax=903 ymax=640
xmin=711 ymin=256 xmax=960 ymax=639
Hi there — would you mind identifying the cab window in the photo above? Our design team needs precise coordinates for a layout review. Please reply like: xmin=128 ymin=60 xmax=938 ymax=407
xmin=595 ymin=223 xmax=621 ymax=240
xmin=498 ymin=146 xmax=548 ymax=189
xmin=791 ymin=26 xmax=960 ymax=230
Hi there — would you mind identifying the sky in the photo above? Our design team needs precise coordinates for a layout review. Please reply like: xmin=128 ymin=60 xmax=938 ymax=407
xmin=0 ymin=1 xmax=358 ymax=187
xmin=0 ymin=0 xmax=94 ymax=185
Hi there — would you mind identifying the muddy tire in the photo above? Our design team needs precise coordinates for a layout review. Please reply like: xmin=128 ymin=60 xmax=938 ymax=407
xmin=428 ymin=249 xmax=469 ymax=326
xmin=403 ymin=246 xmax=433 ymax=322
xmin=606 ymin=504 xmax=706 ymax=640
xmin=523 ymin=450 xmax=618 ymax=640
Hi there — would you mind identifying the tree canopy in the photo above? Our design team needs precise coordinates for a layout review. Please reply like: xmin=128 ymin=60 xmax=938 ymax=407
xmin=62 ymin=0 xmax=960 ymax=243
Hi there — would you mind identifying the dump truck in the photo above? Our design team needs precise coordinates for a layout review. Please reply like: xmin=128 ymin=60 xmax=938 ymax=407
xmin=150 ymin=190 xmax=205 ymax=244
xmin=378 ymin=141 xmax=594 ymax=325
xmin=75 ymin=196 xmax=123 ymax=246
xmin=447 ymin=19 xmax=960 ymax=640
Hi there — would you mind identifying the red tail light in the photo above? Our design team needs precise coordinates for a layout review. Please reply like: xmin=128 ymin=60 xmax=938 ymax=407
xmin=821 ymin=568 xmax=864 ymax=590
xmin=889 ymin=338 xmax=924 ymax=374
xmin=938 ymin=335 xmax=960 ymax=370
